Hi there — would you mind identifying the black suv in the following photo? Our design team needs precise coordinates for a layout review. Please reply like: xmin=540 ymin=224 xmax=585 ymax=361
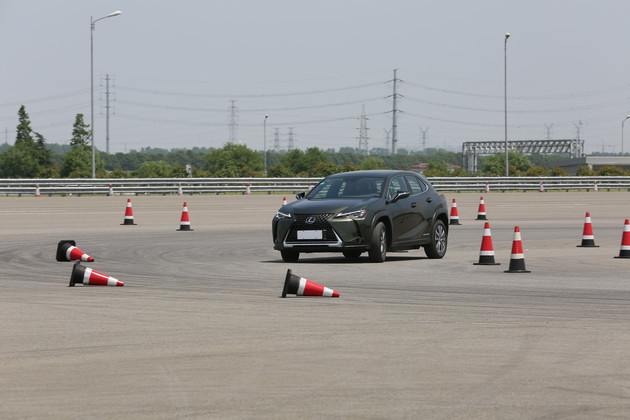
xmin=272 ymin=170 xmax=448 ymax=262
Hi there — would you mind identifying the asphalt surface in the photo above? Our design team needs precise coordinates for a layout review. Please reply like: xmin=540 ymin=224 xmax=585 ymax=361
xmin=2 ymin=192 xmax=630 ymax=419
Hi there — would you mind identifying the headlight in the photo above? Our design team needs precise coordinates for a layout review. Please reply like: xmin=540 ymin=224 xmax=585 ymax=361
xmin=335 ymin=209 xmax=368 ymax=219
xmin=275 ymin=210 xmax=292 ymax=219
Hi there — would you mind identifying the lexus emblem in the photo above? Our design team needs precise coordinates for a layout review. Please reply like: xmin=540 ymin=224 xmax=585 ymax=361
xmin=305 ymin=216 xmax=316 ymax=224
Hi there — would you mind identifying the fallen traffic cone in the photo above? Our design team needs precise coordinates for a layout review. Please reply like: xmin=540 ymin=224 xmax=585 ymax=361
xmin=475 ymin=196 xmax=487 ymax=220
xmin=577 ymin=212 xmax=598 ymax=247
xmin=474 ymin=222 xmax=500 ymax=265
xmin=539 ymin=181 xmax=545 ymax=192
xmin=121 ymin=198 xmax=137 ymax=225
xmin=449 ymin=199 xmax=461 ymax=225
xmin=69 ymin=262 xmax=124 ymax=287
xmin=282 ymin=196 xmax=287 ymax=206
xmin=176 ymin=202 xmax=193 ymax=231
xmin=505 ymin=226 xmax=530 ymax=273
xmin=282 ymin=269 xmax=339 ymax=298
xmin=56 ymin=240 xmax=94 ymax=262
xmin=614 ymin=219 xmax=630 ymax=259
xmin=35 ymin=184 xmax=40 ymax=197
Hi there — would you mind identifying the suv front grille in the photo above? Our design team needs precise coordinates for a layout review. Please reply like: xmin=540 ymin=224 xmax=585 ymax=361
xmin=286 ymin=213 xmax=338 ymax=242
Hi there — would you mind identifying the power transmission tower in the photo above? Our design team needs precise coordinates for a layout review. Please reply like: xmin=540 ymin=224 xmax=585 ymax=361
xmin=102 ymin=74 xmax=115 ymax=154
xmin=388 ymin=69 xmax=402 ymax=154
xmin=383 ymin=128 xmax=391 ymax=155
xmin=228 ymin=100 xmax=239 ymax=144
xmin=357 ymin=105 xmax=369 ymax=155
xmin=273 ymin=128 xmax=280 ymax=152
xmin=545 ymin=123 xmax=554 ymax=140
xmin=573 ymin=120 xmax=583 ymax=140
xmin=419 ymin=127 xmax=429 ymax=152
xmin=287 ymin=127 xmax=295 ymax=151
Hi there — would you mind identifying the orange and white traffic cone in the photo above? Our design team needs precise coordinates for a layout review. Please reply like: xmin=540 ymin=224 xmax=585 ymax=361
xmin=121 ymin=198 xmax=137 ymax=225
xmin=176 ymin=202 xmax=193 ymax=231
xmin=282 ymin=269 xmax=339 ymax=298
xmin=449 ymin=198 xmax=461 ymax=225
xmin=505 ymin=226 xmax=530 ymax=273
xmin=35 ymin=184 xmax=40 ymax=198
xmin=108 ymin=184 xmax=114 ymax=197
xmin=474 ymin=222 xmax=500 ymax=265
xmin=245 ymin=183 xmax=251 ymax=195
xmin=69 ymin=262 xmax=124 ymax=287
xmin=178 ymin=183 xmax=183 ymax=196
xmin=485 ymin=182 xmax=490 ymax=193
xmin=475 ymin=196 xmax=487 ymax=220
xmin=539 ymin=181 xmax=545 ymax=192
xmin=282 ymin=197 xmax=287 ymax=206
xmin=593 ymin=181 xmax=598 ymax=192
xmin=56 ymin=240 xmax=94 ymax=262
xmin=614 ymin=219 xmax=630 ymax=259
xmin=577 ymin=212 xmax=598 ymax=247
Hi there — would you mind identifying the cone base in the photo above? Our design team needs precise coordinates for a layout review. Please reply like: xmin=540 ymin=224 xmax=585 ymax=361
xmin=577 ymin=244 xmax=599 ymax=247
xmin=281 ymin=269 xmax=293 ymax=298
xmin=56 ymin=240 xmax=76 ymax=262
xmin=176 ymin=226 xmax=194 ymax=231
xmin=475 ymin=216 xmax=487 ymax=220
xmin=121 ymin=221 xmax=137 ymax=225
xmin=449 ymin=220 xmax=461 ymax=225
xmin=504 ymin=269 xmax=531 ymax=273
xmin=614 ymin=255 xmax=630 ymax=259
xmin=474 ymin=262 xmax=500 ymax=265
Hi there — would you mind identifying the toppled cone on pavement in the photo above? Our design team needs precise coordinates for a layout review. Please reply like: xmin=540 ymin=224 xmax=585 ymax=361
xmin=282 ymin=269 xmax=339 ymax=298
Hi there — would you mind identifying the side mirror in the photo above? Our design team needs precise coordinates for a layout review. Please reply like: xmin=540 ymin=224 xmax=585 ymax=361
xmin=296 ymin=192 xmax=306 ymax=200
xmin=391 ymin=191 xmax=410 ymax=203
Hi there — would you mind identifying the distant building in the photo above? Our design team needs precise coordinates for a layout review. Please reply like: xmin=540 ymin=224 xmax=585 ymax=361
xmin=551 ymin=156 xmax=630 ymax=174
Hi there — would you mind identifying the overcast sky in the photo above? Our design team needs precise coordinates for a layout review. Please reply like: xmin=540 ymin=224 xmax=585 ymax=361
xmin=2 ymin=1 xmax=630 ymax=155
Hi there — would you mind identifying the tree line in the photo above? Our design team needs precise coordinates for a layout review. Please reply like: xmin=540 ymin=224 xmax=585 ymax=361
xmin=1 ymin=106 xmax=627 ymax=178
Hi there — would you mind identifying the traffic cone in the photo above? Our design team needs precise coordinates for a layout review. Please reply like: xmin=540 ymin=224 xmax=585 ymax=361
xmin=539 ymin=181 xmax=545 ymax=192
xmin=108 ymin=184 xmax=114 ymax=197
xmin=121 ymin=198 xmax=137 ymax=225
xmin=178 ymin=183 xmax=183 ymax=196
xmin=614 ymin=219 xmax=630 ymax=259
xmin=474 ymin=223 xmax=500 ymax=265
xmin=245 ymin=183 xmax=251 ymax=195
xmin=577 ymin=212 xmax=598 ymax=247
xmin=69 ymin=262 xmax=124 ymax=287
xmin=176 ymin=202 xmax=193 ymax=231
xmin=56 ymin=240 xmax=94 ymax=262
xmin=282 ymin=197 xmax=287 ymax=206
xmin=449 ymin=199 xmax=461 ymax=225
xmin=475 ymin=196 xmax=487 ymax=220
xmin=593 ymin=181 xmax=598 ymax=192
xmin=35 ymin=184 xmax=40 ymax=197
xmin=281 ymin=269 xmax=339 ymax=298
xmin=485 ymin=182 xmax=490 ymax=193
xmin=505 ymin=226 xmax=530 ymax=273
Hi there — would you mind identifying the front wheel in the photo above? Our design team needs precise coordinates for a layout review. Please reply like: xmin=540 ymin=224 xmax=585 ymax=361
xmin=368 ymin=222 xmax=387 ymax=263
xmin=424 ymin=219 xmax=447 ymax=259
xmin=281 ymin=249 xmax=300 ymax=262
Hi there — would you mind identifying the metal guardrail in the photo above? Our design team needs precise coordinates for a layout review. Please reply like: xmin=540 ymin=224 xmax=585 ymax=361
xmin=0 ymin=176 xmax=629 ymax=196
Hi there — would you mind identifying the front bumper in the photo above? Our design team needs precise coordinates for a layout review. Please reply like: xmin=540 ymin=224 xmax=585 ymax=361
xmin=273 ymin=214 xmax=369 ymax=252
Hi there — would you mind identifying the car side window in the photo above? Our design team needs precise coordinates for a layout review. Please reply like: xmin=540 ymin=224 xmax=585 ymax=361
xmin=387 ymin=176 xmax=409 ymax=200
xmin=405 ymin=176 xmax=427 ymax=195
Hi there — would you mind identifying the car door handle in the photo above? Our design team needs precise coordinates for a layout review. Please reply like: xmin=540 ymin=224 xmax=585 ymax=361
xmin=411 ymin=202 xmax=417 ymax=208
xmin=425 ymin=197 xmax=432 ymax=203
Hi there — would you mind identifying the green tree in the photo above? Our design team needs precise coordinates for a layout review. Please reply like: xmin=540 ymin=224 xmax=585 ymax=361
xmin=134 ymin=160 xmax=171 ymax=177
xmin=70 ymin=114 xmax=90 ymax=148
xmin=525 ymin=166 xmax=549 ymax=176
xmin=15 ymin=105 xmax=35 ymax=147
xmin=576 ymin=165 xmax=595 ymax=176
xmin=268 ymin=164 xmax=293 ymax=177
xmin=60 ymin=147 xmax=92 ymax=177
xmin=0 ymin=145 xmax=40 ymax=177
xmin=550 ymin=166 xmax=570 ymax=176
xmin=481 ymin=152 xmax=533 ymax=176
xmin=596 ymin=165 xmax=628 ymax=176
xmin=359 ymin=155 xmax=387 ymax=170
xmin=311 ymin=161 xmax=341 ymax=177
xmin=204 ymin=143 xmax=262 ymax=176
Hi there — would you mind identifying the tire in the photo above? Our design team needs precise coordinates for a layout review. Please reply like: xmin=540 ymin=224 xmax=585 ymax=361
xmin=424 ymin=219 xmax=447 ymax=259
xmin=342 ymin=250 xmax=362 ymax=259
xmin=368 ymin=222 xmax=387 ymax=263
xmin=281 ymin=249 xmax=300 ymax=262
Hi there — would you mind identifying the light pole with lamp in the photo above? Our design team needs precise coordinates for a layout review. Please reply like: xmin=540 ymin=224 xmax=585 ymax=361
xmin=622 ymin=115 xmax=630 ymax=156
xmin=263 ymin=114 xmax=269 ymax=176
xmin=91 ymin=10 xmax=122 ymax=178
xmin=504 ymin=32 xmax=510 ymax=177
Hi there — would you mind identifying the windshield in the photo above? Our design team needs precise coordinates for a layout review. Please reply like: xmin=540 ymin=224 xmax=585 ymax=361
xmin=307 ymin=176 xmax=385 ymax=199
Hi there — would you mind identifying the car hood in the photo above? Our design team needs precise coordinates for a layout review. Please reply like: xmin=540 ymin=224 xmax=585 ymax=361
xmin=284 ymin=197 xmax=381 ymax=215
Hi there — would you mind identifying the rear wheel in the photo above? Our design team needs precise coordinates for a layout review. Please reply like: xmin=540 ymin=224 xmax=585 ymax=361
xmin=281 ymin=249 xmax=300 ymax=262
xmin=424 ymin=219 xmax=447 ymax=259
xmin=368 ymin=222 xmax=387 ymax=263
xmin=342 ymin=250 xmax=362 ymax=259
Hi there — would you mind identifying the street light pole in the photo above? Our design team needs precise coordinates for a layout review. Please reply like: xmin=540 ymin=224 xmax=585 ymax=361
xmin=91 ymin=10 xmax=122 ymax=179
xmin=622 ymin=115 xmax=630 ymax=156
xmin=504 ymin=32 xmax=510 ymax=177
xmin=264 ymin=114 xmax=269 ymax=177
